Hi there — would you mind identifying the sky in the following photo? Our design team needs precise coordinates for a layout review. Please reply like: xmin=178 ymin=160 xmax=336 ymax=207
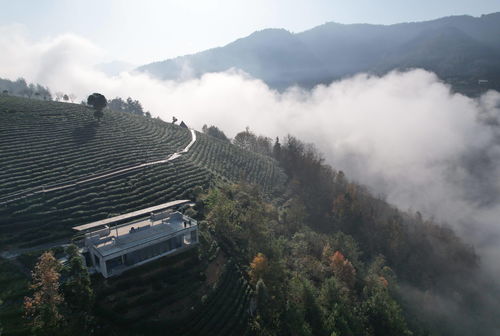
xmin=0 ymin=0 xmax=499 ymax=65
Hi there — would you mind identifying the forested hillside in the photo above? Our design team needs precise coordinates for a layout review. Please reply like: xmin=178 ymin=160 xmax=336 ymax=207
xmin=204 ymin=135 xmax=485 ymax=336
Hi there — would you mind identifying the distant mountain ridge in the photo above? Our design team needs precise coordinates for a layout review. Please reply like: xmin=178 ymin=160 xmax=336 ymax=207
xmin=138 ymin=12 xmax=500 ymax=94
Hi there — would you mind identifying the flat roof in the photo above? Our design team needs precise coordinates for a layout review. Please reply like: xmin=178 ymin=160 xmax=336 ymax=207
xmin=73 ymin=200 xmax=192 ymax=231
xmin=93 ymin=212 xmax=197 ymax=257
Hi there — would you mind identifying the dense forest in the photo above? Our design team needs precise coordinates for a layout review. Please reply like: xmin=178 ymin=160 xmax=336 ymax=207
xmin=107 ymin=97 xmax=151 ymax=117
xmin=200 ymin=133 xmax=482 ymax=335
xmin=19 ymin=133 xmax=480 ymax=335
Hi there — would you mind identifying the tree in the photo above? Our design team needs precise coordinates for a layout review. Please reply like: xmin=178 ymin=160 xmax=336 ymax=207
xmin=87 ymin=93 xmax=107 ymax=121
xmin=330 ymin=251 xmax=356 ymax=288
xmin=202 ymin=124 xmax=229 ymax=142
xmin=249 ymin=252 xmax=269 ymax=285
xmin=301 ymin=279 xmax=326 ymax=336
xmin=108 ymin=96 xmax=145 ymax=115
xmin=233 ymin=127 xmax=257 ymax=151
xmin=362 ymin=279 xmax=411 ymax=336
xmin=27 ymin=83 xmax=36 ymax=98
xmin=273 ymin=137 xmax=281 ymax=159
xmin=24 ymin=251 xmax=64 ymax=335
xmin=62 ymin=94 xmax=69 ymax=102
xmin=256 ymin=278 xmax=269 ymax=315
xmin=61 ymin=245 xmax=94 ymax=334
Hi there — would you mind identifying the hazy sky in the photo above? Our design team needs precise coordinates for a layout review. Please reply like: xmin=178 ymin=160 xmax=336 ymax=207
xmin=1 ymin=0 xmax=499 ymax=64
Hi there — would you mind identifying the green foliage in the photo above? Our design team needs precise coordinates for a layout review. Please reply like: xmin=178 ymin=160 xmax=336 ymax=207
xmin=233 ymin=127 xmax=273 ymax=156
xmin=256 ymin=278 xmax=269 ymax=315
xmin=203 ymin=183 xmax=414 ymax=336
xmin=276 ymin=135 xmax=478 ymax=290
xmin=87 ymin=93 xmax=107 ymax=111
xmin=202 ymin=124 xmax=229 ymax=142
xmin=362 ymin=283 xmax=411 ymax=336
xmin=0 ymin=258 xmax=30 ymax=335
xmin=108 ymin=96 xmax=147 ymax=116
xmin=201 ymin=168 xmax=481 ymax=336
xmin=204 ymin=184 xmax=275 ymax=261
xmin=61 ymin=245 xmax=94 ymax=335
xmin=319 ymin=277 xmax=362 ymax=336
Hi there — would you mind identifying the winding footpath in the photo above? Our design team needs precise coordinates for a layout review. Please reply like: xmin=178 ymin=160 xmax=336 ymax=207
xmin=0 ymin=129 xmax=197 ymax=206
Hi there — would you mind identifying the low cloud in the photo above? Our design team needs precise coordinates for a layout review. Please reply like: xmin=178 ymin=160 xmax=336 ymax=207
xmin=2 ymin=27 xmax=500 ymax=274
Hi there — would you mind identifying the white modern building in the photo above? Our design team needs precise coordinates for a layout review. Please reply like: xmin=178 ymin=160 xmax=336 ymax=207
xmin=73 ymin=200 xmax=198 ymax=278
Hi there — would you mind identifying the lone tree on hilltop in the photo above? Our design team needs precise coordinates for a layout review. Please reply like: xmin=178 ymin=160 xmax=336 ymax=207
xmin=87 ymin=93 xmax=107 ymax=121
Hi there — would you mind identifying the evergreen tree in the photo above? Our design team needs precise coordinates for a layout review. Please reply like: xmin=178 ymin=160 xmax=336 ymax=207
xmin=273 ymin=136 xmax=281 ymax=160
xmin=202 ymin=124 xmax=229 ymax=142
xmin=256 ymin=278 xmax=270 ymax=319
xmin=61 ymin=245 xmax=94 ymax=334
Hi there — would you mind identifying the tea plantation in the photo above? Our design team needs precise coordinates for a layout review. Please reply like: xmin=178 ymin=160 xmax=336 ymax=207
xmin=0 ymin=96 xmax=285 ymax=249
xmin=93 ymin=248 xmax=252 ymax=336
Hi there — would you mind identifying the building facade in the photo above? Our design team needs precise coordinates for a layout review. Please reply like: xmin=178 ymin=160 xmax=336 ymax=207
xmin=80 ymin=211 xmax=198 ymax=278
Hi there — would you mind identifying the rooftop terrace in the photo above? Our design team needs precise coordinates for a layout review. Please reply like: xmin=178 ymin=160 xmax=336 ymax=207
xmin=85 ymin=211 xmax=197 ymax=257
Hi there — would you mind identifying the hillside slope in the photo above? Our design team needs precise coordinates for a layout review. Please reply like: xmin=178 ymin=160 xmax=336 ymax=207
xmin=138 ymin=12 xmax=500 ymax=93
xmin=0 ymin=96 xmax=285 ymax=249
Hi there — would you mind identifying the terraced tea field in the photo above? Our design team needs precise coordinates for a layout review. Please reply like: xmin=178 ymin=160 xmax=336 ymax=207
xmin=0 ymin=96 xmax=285 ymax=249
xmin=94 ymin=248 xmax=252 ymax=336
xmin=0 ymin=97 xmax=190 ymax=195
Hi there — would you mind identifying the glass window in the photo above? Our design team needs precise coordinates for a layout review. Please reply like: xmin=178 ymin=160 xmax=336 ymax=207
xmin=106 ymin=256 xmax=123 ymax=272
xmin=191 ymin=230 xmax=198 ymax=243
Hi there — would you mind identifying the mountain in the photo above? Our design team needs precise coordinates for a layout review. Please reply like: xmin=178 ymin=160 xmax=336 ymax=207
xmin=376 ymin=25 xmax=500 ymax=77
xmin=139 ymin=28 xmax=330 ymax=88
xmin=138 ymin=13 xmax=500 ymax=94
